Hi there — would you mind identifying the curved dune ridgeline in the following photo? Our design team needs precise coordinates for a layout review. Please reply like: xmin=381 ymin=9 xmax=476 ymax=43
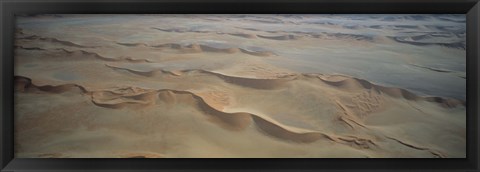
xmin=15 ymin=57 xmax=466 ymax=158
xmin=103 ymin=65 xmax=465 ymax=108
xmin=17 ymin=34 xmax=99 ymax=48
xmin=388 ymin=36 xmax=466 ymax=50
xmin=15 ymin=74 xmax=459 ymax=158
xmin=316 ymin=75 xmax=465 ymax=108
xmin=15 ymin=76 xmax=88 ymax=93
xmin=257 ymin=34 xmax=302 ymax=40
xmin=228 ymin=33 xmax=258 ymax=39
xmin=150 ymin=27 xmax=378 ymax=42
xmin=115 ymin=42 xmax=277 ymax=57
xmin=14 ymin=76 xmax=384 ymax=149
xmin=104 ymin=64 xmax=295 ymax=90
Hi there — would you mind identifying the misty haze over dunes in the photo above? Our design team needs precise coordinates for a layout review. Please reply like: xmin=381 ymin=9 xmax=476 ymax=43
xmin=14 ymin=14 xmax=465 ymax=158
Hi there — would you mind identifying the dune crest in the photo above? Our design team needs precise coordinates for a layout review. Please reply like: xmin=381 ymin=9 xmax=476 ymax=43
xmin=18 ymin=34 xmax=98 ymax=48
xmin=14 ymin=76 xmax=391 ymax=150
xmin=104 ymin=64 xmax=465 ymax=108
xmin=316 ymin=74 xmax=465 ymax=108
xmin=116 ymin=42 xmax=276 ymax=57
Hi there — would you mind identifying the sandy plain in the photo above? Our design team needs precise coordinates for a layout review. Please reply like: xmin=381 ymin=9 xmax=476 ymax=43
xmin=14 ymin=14 xmax=466 ymax=158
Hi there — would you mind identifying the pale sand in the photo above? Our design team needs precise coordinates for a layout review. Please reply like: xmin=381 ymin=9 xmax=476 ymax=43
xmin=14 ymin=14 xmax=466 ymax=158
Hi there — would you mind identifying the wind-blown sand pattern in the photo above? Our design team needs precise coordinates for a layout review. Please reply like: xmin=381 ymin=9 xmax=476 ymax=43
xmin=14 ymin=14 xmax=466 ymax=158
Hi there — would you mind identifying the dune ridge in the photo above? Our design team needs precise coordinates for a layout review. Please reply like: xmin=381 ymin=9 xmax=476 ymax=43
xmin=105 ymin=64 xmax=295 ymax=90
xmin=151 ymin=27 xmax=375 ymax=42
xmin=55 ymin=48 xmax=118 ymax=61
xmin=409 ymin=63 xmax=457 ymax=73
xmin=151 ymin=27 xmax=209 ymax=33
xmin=316 ymin=74 xmax=465 ymax=108
xmin=389 ymin=36 xmax=465 ymax=49
xmin=384 ymin=136 xmax=446 ymax=158
xmin=17 ymin=34 xmax=98 ymax=48
xmin=15 ymin=76 xmax=88 ymax=94
xmin=228 ymin=33 xmax=258 ymax=39
xmin=15 ymin=75 xmax=453 ymax=157
xmin=104 ymin=64 xmax=465 ymax=108
xmin=18 ymin=47 xmax=152 ymax=63
xmin=234 ymin=27 xmax=377 ymax=41
xmin=14 ymin=75 xmax=386 ymax=150
xmin=324 ymin=33 xmax=374 ymax=41
xmin=116 ymin=42 xmax=276 ymax=57
xmin=257 ymin=34 xmax=302 ymax=40
xmin=15 ymin=45 xmax=46 ymax=51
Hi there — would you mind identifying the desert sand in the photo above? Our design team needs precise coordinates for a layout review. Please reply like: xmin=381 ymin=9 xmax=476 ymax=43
xmin=14 ymin=14 xmax=466 ymax=158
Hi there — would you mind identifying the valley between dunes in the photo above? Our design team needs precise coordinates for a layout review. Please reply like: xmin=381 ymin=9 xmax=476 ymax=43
xmin=14 ymin=14 xmax=466 ymax=158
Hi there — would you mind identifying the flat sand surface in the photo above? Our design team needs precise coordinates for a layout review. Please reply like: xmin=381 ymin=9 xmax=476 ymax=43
xmin=14 ymin=14 xmax=466 ymax=158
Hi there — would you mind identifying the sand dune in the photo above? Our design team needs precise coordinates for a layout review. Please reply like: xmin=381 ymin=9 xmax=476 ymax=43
xmin=228 ymin=33 xmax=258 ymax=39
xmin=17 ymin=34 xmax=98 ymax=48
xmin=103 ymin=64 xmax=465 ymax=108
xmin=15 ymin=45 xmax=46 ymax=51
xmin=105 ymin=64 xmax=293 ymax=89
xmin=13 ymin=76 xmax=394 ymax=147
xmin=151 ymin=26 xmax=377 ymax=43
xmin=14 ymin=14 xmax=466 ymax=158
xmin=115 ymin=42 xmax=276 ymax=57
xmin=409 ymin=63 xmax=466 ymax=80
xmin=17 ymin=46 xmax=153 ymax=63
xmin=15 ymin=76 xmax=87 ymax=93
xmin=15 ymin=71 xmax=463 ymax=158
xmin=384 ymin=136 xmax=446 ymax=158
xmin=257 ymin=34 xmax=301 ymax=40
xmin=317 ymin=75 xmax=464 ymax=107
xmin=389 ymin=36 xmax=465 ymax=49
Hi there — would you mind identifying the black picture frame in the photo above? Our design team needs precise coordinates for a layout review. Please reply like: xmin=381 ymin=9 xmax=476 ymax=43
xmin=1 ymin=0 xmax=479 ymax=171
